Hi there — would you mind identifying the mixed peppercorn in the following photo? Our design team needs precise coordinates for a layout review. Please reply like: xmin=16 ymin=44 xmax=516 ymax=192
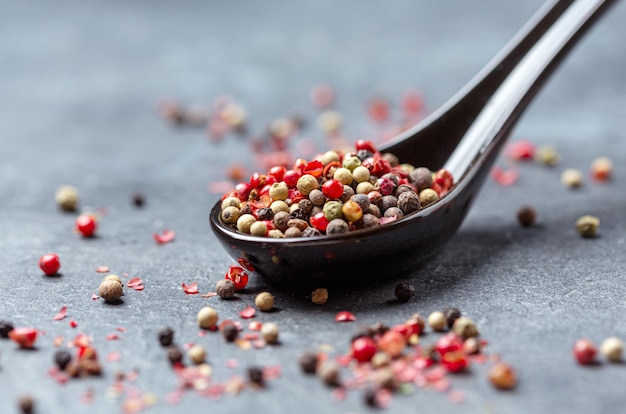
xmin=218 ymin=140 xmax=454 ymax=238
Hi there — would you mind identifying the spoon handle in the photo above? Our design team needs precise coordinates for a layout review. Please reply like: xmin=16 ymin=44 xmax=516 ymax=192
xmin=383 ymin=0 xmax=589 ymax=168
xmin=445 ymin=0 xmax=616 ymax=178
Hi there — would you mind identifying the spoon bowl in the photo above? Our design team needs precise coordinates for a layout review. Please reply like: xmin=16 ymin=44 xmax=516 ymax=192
xmin=210 ymin=0 xmax=617 ymax=287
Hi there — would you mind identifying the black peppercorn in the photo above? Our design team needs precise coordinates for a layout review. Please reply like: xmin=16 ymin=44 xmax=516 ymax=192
xmin=54 ymin=349 xmax=72 ymax=370
xmin=18 ymin=395 xmax=34 ymax=414
xmin=443 ymin=307 xmax=462 ymax=329
xmin=298 ymin=351 xmax=319 ymax=374
xmin=247 ymin=366 xmax=264 ymax=386
xmin=167 ymin=346 xmax=184 ymax=366
xmin=131 ymin=192 xmax=145 ymax=208
xmin=394 ymin=282 xmax=415 ymax=303
xmin=356 ymin=149 xmax=374 ymax=161
xmin=298 ymin=199 xmax=314 ymax=215
xmin=0 ymin=320 xmax=14 ymax=338
xmin=302 ymin=227 xmax=322 ymax=237
xmin=157 ymin=327 xmax=175 ymax=347
xmin=517 ymin=206 xmax=536 ymax=227
xmin=257 ymin=207 xmax=274 ymax=221
xmin=222 ymin=324 xmax=239 ymax=342
xmin=364 ymin=388 xmax=379 ymax=407
xmin=369 ymin=322 xmax=390 ymax=336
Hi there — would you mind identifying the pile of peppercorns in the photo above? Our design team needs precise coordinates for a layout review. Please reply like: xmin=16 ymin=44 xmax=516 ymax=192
xmin=219 ymin=140 xmax=453 ymax=238
xmin=298 ymin=307 xmax=517 ymax=408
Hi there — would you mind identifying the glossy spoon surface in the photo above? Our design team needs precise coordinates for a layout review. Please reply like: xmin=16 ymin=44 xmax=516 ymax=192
xmin=210 ymin=0 xmax=617 ymax=287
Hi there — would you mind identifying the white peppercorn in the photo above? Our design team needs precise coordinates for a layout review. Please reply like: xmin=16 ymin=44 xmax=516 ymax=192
xmin=249 ymin=221 xmax=268 ymax=237
xmin=600 ymin=337 xmax=623 ymax=362
xmin=188 ymin=344 xmax=207 ymax=365
xmin=297 ymin=174 xmax=319 ymax=196
xmin=261 ymin=322 xmax=279 ymax=344
xmin=221 ymin=196 xmax=241 ymax=210
xmin=561 ymin=168 xmax=583 ymax=188
xmin=320 ymin=150 xmax=340 ymax=165
xmin=268 ymin=182 xmax=289 ymax=201
xmin=270 ymin=200 xmax=289 ymax=214
xmin=221 ymin=206 xmax=240 ymax=224
xmin=333 ymin=168 xmax=353 ymax=185
xmin=255 ymin=292 xmax=275 ymax=311
xmin=576 ymin=215 xmax=599 ymax=238
xmin=236 ymin=214 xmax=256 ymax=234
xmin=197 ymin=306 xmax=219 ymax=329
xmin=55 ymin=185 xmax=79 ymax=212
xmin=427 ymin=311 xmax=447 ymax=332
xmin=352 ymin=166 xmax=370 ymax=183
xmin=356 ymin=181 xmax=375 ymax=194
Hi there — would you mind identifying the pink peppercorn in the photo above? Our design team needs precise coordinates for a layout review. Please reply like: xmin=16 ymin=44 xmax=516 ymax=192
xmin=435 ymin=332 xmax=464 ymax=357
xmin=39 ymin=253 xmax=61 ymax=276
xmin=352 ymin=337 xmax=377 ymax=363
xmin=310 ymin=212 xmax=329 ymax=232
xmin=441 ymin=350 xmax=469 ymax=373
xmin=573 ymin=338 xmax=597 ymax=365
xmin=283 ymin=170 xmax=302 ymax=188
xmin=75 ymin=214 xmax=97 ymax=237
xmin=322 ymin=179 xmax=344 ymax=199
xmin=378 ymin=330 xmax=406 ymax=358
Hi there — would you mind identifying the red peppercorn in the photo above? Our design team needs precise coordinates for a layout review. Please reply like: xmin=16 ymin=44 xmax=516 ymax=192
xmin=39 ymin=253 xmax=61 ymax=276
xmin=268 ymin=165 xmax=286 ymax=182
xmin=435 ymin=332 xmax=464 ymax=357
xmin=367 ymin=97 xmax=390 ymax=123
xmin=76 ymin=214 xmax=97 ymax=237
xmin=355 ymin=140 xmax=378 ymax=154
xmin=249 ymin=172 xmax=266 ymax=189
xmin=310 ymin=212 xmax=329 ymax=232
xmin=441 ymin=350 xmax=469 ymax=373
xmin=283 ymin=170 xmax=302 ymax=188
xmin=8 ymin=327 xmax=38 ymax=348
xmin=351 ymin=337 xmax=377 ymax=363
xmin=322 ymin=179 xmax=344 ymax=199
xmin=235 ymin=182 xmax=252 ymax=200
xmin=225 ymin=266 xmax=249 ymax=291
xmin=573 ymin=338 xmax=597 ymax=365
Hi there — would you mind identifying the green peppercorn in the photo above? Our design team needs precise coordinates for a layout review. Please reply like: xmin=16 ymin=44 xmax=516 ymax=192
xmin=221 ymin=206 xmax=240 ymax=224
xmin=297 ymin=174 xmax=319 ymax=196
xmin=323 ymin=200 xmax=344 ymax=221
xmin=342 ymin=154 xmax=361 ymax=171
xmin=419 ymin=188 xmax=439 ymax=207
xmin=576 ymin=215 xmax=599 ymax=238
xmin=269 ymin=182 xmax=289 ymax=201
xmin=236 ymin=214 xmax=256 ymax=234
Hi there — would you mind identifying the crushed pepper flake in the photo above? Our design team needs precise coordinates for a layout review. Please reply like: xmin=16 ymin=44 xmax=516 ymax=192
xmin=96 ymin=266 xmax=110 ymax=273
xmin=127 ymin=277 xmax=144 ymax=288
xmin=116 ymin=327 xmax=127 ymax=332
xmin=239 ymin=306 xmax=256 ymax=319
xmin=237 ymin=258 xmax=255 ymax=272
xmin=154 ymin=229 xmax=175 ymax=244
xmin=91 ymin=293 xmax=99 ymax=300
xmin=490 ymin=166 xmax=519 ymax=186
xmin=201 ymin=291 xmax=217 ymax=298
xmin=69 ymin=320 xmax=78 ymax=328
xmin=53 ymin=335 xmax=64 ymax=347
xmin=331 ymin=388 xmax=347 ymax=402
xmin=225 ymin=359 xmax=239 ymax=369
xmin=248 ymin=321 xmax=262 ymax=331
xmin=106 ymin=334 xmax=121 ymax=341
xmin=263 ymin=365 xmax=282 ymax=380
xmin=335 ymin=311 xmax=356 ymax=322
xmin=53 ymin=306 xmax=68 ymax=321
xmin=447 ymin=389 xmax=466 ymax=404
xmin=106 ymin=352 xmax=122 ymax=362
xmin=182 ymin=282 xmax=199 ymax=295
xmin=253 ymin=339 xmax=266 ymax=349
xmin=235 ymin=339 xmax=252 ymax=350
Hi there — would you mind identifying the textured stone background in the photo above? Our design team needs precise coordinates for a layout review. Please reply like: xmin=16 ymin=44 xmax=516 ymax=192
xmin=1 ymin=0 xmax=625 ymax=413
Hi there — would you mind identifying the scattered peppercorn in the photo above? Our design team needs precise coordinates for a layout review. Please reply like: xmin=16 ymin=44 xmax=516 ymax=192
xmin=187 ymin=344 xmax=207 ymax=365
xmin=54 ymin=349 xmax=72 ymax=370
xmin=167 ymin=346 xmax=184 ymax=366
xmin=535 ymin=145 xmax=560 ymax=166
xmin=452 ymin=317 xmax=479 ymax=340
xmin=561 ymin=168 xmax=583 ymax=188
xmin=443 ymin=307 xmax=462 ymax=329
xmin=317 ymin=361 xmax=340 ymax=386
xmin=18 ymin=395 xmax=35 ymax=414
xmin=98 ymin=278 xmax=123 ymax=303
xmin=132 ymin=192 xmax=145 ymax=207
xmin=261 ymin=322 xmax=279 ymax=344
xmin=311 ymin=288 xmax=329 ymax=305
xmin=600 ymin=336 xmax=623 ymax=362
xmin=157 ymin=327 xmax=175 ymax=347
xmin=576 ymin=215 xmax=599 ymax=238
xmin=247 ymin=366 xmax=265 ymax=387
xmin=0 ymin=320 xmax=14 ymax=338
xmin=590 ymin=156 xmax=612 ymax=181
xmin=517 ymin=206 xmax=537 ymax=227
xmin=55 ymin=185 xmax=79 ymax=212
xmin=298 ymin=351 xmax=319 ymax=374
xmin=215 ymin=279 xmax=236 ymax=299
xmin=39 ymin=253 xmax=61 ymax=276
xmin=427 ymin=311 xmax=447 ymax=332
xmin=573 ymin=338 xmax=597 ymax=365
xmin=364 ymin=388 xmax=379 ymax=408
xmin=197 ymin=306 xmax=219 ymax=329
xmin=255 ymin=292 xmax=275 ymax=312
xmin=222 ymin=323 xmax=239 ymax=342
xmin=394 ymin=282 xmax=415 ymax=303
xmin=75 ymin=214 xmax=97 ymax=238
xmin=488 ymin=362 xmax=517 ymax=389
